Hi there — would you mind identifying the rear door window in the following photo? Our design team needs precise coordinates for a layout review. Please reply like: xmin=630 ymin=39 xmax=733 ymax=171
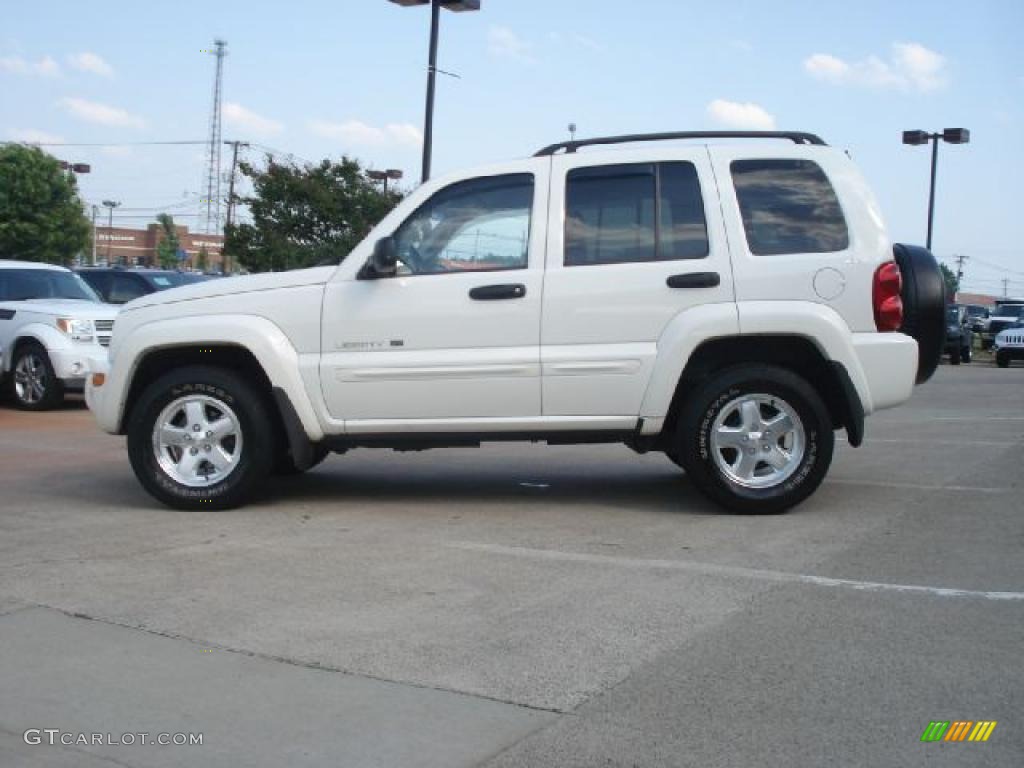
xmin=565 ymin=161 xmax=709 ymax=266
xmin=730 ymin=159 xmax=849 ymax=255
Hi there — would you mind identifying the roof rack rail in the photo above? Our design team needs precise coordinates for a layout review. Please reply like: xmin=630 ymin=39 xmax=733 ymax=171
xmin=534 ymin=130 xmax=827 ymax=156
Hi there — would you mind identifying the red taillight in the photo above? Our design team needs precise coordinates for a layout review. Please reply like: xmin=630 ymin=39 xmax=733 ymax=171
xmin=873 ymin=261 xmax=904 ymax=331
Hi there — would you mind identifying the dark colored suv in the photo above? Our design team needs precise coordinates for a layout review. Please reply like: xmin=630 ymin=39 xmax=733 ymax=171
xmin=76 ymin=268 xmax=217 ymax=305
xmin=943 ymin=304 xmax=973 ymax=365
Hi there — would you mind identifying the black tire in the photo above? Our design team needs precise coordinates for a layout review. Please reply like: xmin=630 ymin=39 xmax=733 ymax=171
xmin=274 ymin=444 xmax=330 ymax=475
xmin=9 ymin=342 xmax=64 ymax=410
xmin=676 ymin=364 xmax=834 ymax=514
xmin=949 ymin=347 xmax=961 ymax=365
xmin=126 ymin=366 xmax=275 ymax=510
xmin=893 ymin=243 xmax=945 ymax=384
xmin=962 ymin=345 xmax=972 ymax=364
xmin=996 ymin=352 xmax=1010 ymax=369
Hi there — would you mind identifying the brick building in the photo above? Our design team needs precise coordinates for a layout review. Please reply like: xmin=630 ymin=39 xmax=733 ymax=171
xmin=93 ymin=224 xmax=224 ymax=270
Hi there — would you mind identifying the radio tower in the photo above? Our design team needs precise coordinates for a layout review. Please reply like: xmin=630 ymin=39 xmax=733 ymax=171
xmin=202 ymin=39 xmax=227 ymax=234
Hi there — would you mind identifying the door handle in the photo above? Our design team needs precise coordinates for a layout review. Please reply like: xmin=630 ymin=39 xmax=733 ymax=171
xmin=666 ymin=272 xmax=720 ymax=289
xmin=469 ymin=283 xmax=527 ymax=300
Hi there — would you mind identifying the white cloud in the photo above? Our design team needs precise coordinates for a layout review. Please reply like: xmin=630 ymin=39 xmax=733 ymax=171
xmin=707 ymin=99 xmax=776 ymax=130
xmin=804 ymin=42 xmax=947 ymax=92
xmin=7 ymin=128 xmax=64 ymax=144
xmin=58 ymin=97 xmax=145 ymax=128
xmin=569 ymin=33 xmax=605 ymax=53
xmin=308 ymin=119 xmax=422 ymax=147
xmin=0 ymin=54 xmax=60 ymax=76
xmin=223 ymin=102 xmax=283 ymax=136
xmin=68 ymin=52 xmax=113 ymax=77
xmin=488 ymin=26 xmax=534 ymax=62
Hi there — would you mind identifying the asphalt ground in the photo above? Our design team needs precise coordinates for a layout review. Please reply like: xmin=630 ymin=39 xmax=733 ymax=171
xmin=0 ymin=363 xmax=1021 ymax=767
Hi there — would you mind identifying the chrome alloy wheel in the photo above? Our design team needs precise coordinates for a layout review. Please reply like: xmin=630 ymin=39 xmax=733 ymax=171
xmin=709 ymin=394 xmax=805 ymax=489
xmin=13 ymin=352 xmax=47 ymax=405
xmin=152 ymin=395 xmax=243 ymax=488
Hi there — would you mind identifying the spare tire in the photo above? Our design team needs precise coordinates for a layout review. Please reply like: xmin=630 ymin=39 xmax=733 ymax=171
xmin=893 ymin=243 xmax=945 ymax=384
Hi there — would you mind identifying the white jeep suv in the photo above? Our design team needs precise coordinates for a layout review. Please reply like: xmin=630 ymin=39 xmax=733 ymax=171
xmin=1 ymin=261 xmax=118 ymax=409
xmin=86 ymin=131 xmax=945 ymax=513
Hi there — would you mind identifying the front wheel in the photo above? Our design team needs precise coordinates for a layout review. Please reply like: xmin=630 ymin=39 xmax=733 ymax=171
xmin=996 ymin=352 xmax=1010 ymax=368
xmin=962 ymin=345 xmax=972 ymax=364
xmin=676 ymin=365 xmax=834 ymax=514
xmin=949 ymin=347 xmax=962 ymax=365
xmin=126 ymin=366 xmax=275 ymax=510
xmin=10 ymin=342 xmax=64 ymax=410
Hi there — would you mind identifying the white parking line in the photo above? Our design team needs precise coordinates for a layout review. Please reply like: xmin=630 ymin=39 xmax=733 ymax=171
xmin=825 ymin=479 xmax=1008 ymax=494
xmin=448 ymin=542 xmax=1024 ymax=601
xmin=866 ymin=438 xmax=1020 ymax=447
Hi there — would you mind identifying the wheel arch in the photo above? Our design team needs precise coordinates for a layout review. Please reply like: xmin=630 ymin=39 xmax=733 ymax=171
xmin=109 ymin=315 xmax=324 ymax=444
xmin=658 ymin=335 xmax=864 ymax=448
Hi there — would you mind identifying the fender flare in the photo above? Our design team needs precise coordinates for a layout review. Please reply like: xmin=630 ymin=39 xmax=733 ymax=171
xmin=640 ymin=301 xmax=876 ymax=428
xmin=109 ymin=314 xmax=324 ymax=441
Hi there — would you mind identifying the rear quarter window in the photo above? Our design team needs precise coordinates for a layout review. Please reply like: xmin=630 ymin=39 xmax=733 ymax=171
xmin=731 ymin=159 xmax=849 ymax=256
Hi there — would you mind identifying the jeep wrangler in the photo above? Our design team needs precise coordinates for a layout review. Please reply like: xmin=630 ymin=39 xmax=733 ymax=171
xmin=86 ymin=131 xmax=945 ymax=513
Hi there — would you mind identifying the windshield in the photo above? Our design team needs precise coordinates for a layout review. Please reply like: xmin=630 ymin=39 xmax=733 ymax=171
xmin=995 ymin=305 xmax=1024 ymax=318
xmin=965 ymin=305 xmax=988 ymax=318
xmin=0 ymin=268 xmax=101 ymax=302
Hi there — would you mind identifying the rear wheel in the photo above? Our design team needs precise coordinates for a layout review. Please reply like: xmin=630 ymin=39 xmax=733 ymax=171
xmin=676 ymin=365 xmax=834 ymax=514
xmin=127 ymin=366 xmax=274 ymax=510
xmin=962 ymin=344 xmax=972 ymax=364
xmin=10 ymin=342 xmax=64 ymax=410
xmin=950 ymin=347 xmax=961 ymax=365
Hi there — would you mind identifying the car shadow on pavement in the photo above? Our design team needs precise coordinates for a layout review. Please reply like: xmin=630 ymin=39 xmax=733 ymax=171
xmin=265 ymin=462 xmax=721 ymax=518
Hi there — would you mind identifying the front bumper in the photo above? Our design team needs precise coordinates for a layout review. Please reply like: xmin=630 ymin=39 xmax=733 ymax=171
xmin=83 ymin=353 xmax=117 ymax=433
xmin=50 ymin=346 xmax=106 ymax=384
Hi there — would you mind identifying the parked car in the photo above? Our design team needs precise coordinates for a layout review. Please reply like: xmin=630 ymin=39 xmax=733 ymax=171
xmin=0 ymin=260 xmax=118 ymax=409
xmin=993 ymin=322 xmax=1024 ymax=368
xmin=943 ymin=304 xmax=973 ymax=364
xmin=76 ymin=267 xmax=217 ymax=305
xmin=86 ymin=130 xmax=945 ymax=514
xmin=980 ymin=302 xmax=1024 ymax=350
xmin=963 ymin=304 xmax=990 ymax=334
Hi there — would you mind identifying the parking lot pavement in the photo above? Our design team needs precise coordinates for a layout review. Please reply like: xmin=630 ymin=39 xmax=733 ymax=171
xmin=0 ymin=365 xmax=1021 ymax=767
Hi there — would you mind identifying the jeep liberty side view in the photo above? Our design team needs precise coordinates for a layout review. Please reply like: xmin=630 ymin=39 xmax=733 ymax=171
xmin=85 ymin=131 xmax=945 ymax=513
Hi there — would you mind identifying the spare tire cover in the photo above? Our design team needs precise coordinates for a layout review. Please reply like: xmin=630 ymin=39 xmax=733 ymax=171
xmin=893 ymin=243 xmax=945 ymax=384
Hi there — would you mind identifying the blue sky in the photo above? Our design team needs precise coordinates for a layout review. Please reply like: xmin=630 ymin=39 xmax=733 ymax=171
xmin=2 ymin=0 xmax=1022 ymax=294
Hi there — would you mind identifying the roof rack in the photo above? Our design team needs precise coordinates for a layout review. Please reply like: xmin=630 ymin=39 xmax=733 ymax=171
xmin=534 ymin=131 xmax=827 ymax=156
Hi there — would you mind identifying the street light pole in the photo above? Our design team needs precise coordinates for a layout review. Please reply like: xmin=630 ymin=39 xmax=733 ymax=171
xmin=388 ymin=0 xmax=480 ymax=184
xmin=902 ymin=128 xmax=970 ymax=252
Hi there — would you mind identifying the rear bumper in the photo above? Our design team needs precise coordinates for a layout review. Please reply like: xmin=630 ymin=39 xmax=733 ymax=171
xmin=851 ymin=333 xmax=918 ymax=414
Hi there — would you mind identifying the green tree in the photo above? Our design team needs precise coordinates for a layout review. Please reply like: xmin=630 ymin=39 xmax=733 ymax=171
xmin=0 ymin=144 xmax=91 ymax=264
xmin=224 ymin=155 xmax=402 ymax=272
xmin=155 ymin=213 xmax=181 ymax=269
xmin=196 ymin=246 xmax=209 ymax=272
xmin=939 ymin=262 xmax=959 ymax=299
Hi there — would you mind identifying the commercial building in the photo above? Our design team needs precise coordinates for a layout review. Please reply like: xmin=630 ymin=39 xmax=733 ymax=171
xmin=93 ymin=224 xmax=224 ymax=270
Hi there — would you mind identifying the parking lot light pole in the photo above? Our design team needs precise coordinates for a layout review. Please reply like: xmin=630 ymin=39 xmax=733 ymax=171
xmin=388 ymin=0 xmax=481 ymax=184
xmin=367 ymin=168 xmax=404 ymax=194
xmin=101 ymin=200 xmax=121 ymax=264
xmin=902 ymin=128 xmax=970 ymax=251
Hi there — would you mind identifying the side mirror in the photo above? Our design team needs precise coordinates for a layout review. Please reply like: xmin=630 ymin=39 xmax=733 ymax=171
xmin=360 ymin=236 xmax=398 ymax=279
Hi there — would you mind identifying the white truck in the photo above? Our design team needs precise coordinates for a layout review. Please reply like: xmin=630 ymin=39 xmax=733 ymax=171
xmin=1 ymin=261 xmax=118 ymax=409
xmin=86 ymin=131 xmax=945 ymax=513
